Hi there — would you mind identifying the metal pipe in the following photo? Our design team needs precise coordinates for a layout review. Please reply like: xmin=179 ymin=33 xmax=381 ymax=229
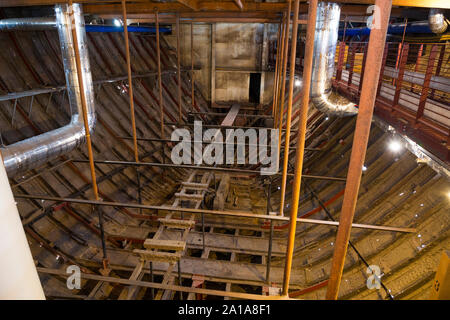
xmin=191 ymin=22 xmax=195 ymax=111
xmin=282 ymin=0 xmax=317 ymax=297
xmin=176 ymin=14 xmax=182 ymax=123
xmin=338 ymin=19 xmax=447 ymax=37
xmin=429 ymin=8 xmax=448 ymax=34
xmin=326 ymin=0 xmax=392 ymax=300
xmin=279 ymin=0 xmax=300 ymax=217
xmin=0 ymin=17 xmax=55 ymax=31
xmin=0 ymin=4 xmax=96 ymax=178
xmin=121 ymin=0 xmax=139 ymax=164
xmin=71 ymin=159 xmax=347 ymax=181
xmin=0 ymin=17 xmax=171 ymax=33
xmin=14 ymin=194 xmax=416 ymax=233
xmin=310 ymin=2 xmax=358 ymax=117
xmin=164 ymin=122 xmax=287 ymax=131
xmin=118 ymin=136 xmax=321 ymax=151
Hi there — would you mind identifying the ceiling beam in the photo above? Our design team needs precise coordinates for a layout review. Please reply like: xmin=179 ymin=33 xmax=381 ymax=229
xmin=176 ymin=0 xmax=200 ymax=11
xmin=233 ymin=0 xmax=244 ymax=10
xmin=0 ymin=0 xmax=449 ymax=10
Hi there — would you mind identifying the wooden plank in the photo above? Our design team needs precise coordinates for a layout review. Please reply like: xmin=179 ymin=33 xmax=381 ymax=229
xmin=143 ymin=239 xmax=186 ymax=251
xmin=221 ymin=104 xmax=241 ymax=126
xmin=37 ymin=267 xmax=293 ymax=300
xmin=213 ymin=174 xmax=230 ymax=210
xmin=174 ymin=192 xmax=204 ymax=200
xmin=158 ymin=218 xmax=196 ymax=229
xmin=133 ymin=249 xmax=182 ymax=263
xmin=181 ymin=182 xmax=209 ymax=190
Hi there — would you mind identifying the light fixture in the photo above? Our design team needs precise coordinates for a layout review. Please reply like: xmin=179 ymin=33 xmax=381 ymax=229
xmin=295 ymin=79 xmax=301 ymax=87
xmin=388 ymin=139 xmax=402 ymax=153
xmin=362 ymin=165 xmax=367 ymax=172
xmin=325 ymin=117 xmax=329 ymax=121
xmin=114 ymin=19 xmax=122 ymax=27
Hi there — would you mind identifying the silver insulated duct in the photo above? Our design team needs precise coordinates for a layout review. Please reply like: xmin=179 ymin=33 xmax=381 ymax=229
xmin=428 ymin=8 xmax=448 ymax=34
xmin=310 ymin=2 xmax=358 ymax=117
xmin=0 ymin=17 xmax=55 ymax=31
xmin=0 ymin=4 xmax=96 ymax=177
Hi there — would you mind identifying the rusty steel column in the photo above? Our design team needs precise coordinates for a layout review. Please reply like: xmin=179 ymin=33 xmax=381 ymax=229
xmin=274 ymin=13 xmax=286 ymax=129
xmin=176 ymin=13 xmax=182 ymax=123
xmin=155 ymin=9 xmax=163 ymax=139
xmin=121 ymin=0 xmax=139 ymax=163
xmin=278 ymin=0 xmax=300 ymax=217
xmin=68 ymin=0 xmax=99 ymax=202
xmin=271 ymin=20 xmax=282 ymax=118
xmin=325 ymin=0 xmax=392 ymax=300
xmin=68 ymin=0 xmax=108 ymax=268
xmin=191 ymin=22 xmax=195 ymax=111
xmin=277 ymin=2 xmax=291 ymax=133
xmin=281 ymin=0 xmax=316 ymax=297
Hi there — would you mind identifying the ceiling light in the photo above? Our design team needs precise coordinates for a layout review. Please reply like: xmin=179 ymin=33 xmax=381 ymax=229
xmin=362 ymin=165 xmax=367 ymax=172
xmin=388 ymin=140 xmax=402 ymax=153
xmin=295 ymin=79 xmax=301 ymax=87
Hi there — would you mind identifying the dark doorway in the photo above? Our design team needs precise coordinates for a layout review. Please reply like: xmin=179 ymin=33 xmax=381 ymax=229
xmin=249 ymin=72 xmax=261 ymax=104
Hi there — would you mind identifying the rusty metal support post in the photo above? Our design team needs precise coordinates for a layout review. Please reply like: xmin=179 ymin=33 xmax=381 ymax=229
xmin=279 ymin=0 xmax=300 ymax=217
xmin=277 ymin=0 xmax=292 ymax=133
xmin=191 ymin=22 xmax=195 ymax=111
xmin=392 ymin=43 xmax=409 ymax=109
xmin=431 ymin=45 xmax=445 ymax=100
xmin=281 ymin=0 xmax=317 ymax=297
xmin=176 ymin=13 xmax=182 ymax=123
xmin=358 ymin=43 xmax=368 ymax=94
xmin=325 ymin=0 xmax=392 ymax=300
xmin=121 ymin=0 xmax=139 ymax=163
xmin=416 ymin=44 xmax=439 ymax=122
xmin=347 ymin=43 xmax=356 ymax=88
xmin=376 ymin=43 xmax=389 ymax=98
xmin=155 ymin=9 xmax=163 ymax=139
xmin=271 ymin=20 xmax=282 ymax=118
xmin=121 ymin=0 xmax=142 ymax=214
xmin=68 ymin=1 xmax=99 ymax=202
xmin=274 ymin=13 xmax=286 ymax=129
xmin=68 ymin=0 xmax=106 ymax=265
xmin=336 ymin=41 xmax=346 ymax=82
xmin=265 ymin=178 xmax=274 ymax=284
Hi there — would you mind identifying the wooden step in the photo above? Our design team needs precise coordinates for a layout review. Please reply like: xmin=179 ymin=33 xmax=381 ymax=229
xmin=133 ymin=249 xmax=181 ymax=263
xmin=143 ymin=239 xmax=186 ymax=251
xmin=181 ymin=182 xmax=209 ymax=191
xmin=175 ymin=192 xmax=204 ymax=201
xmin=158 ymin=218 xmax=195 ymax=229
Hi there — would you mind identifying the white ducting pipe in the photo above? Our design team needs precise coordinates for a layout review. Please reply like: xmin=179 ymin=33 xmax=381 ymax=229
xmin=0 ymin=4 xmax=96 ymax=178
xmin=0 ymin=154 xmax=45 ymax=299
xmin=428 ymin=8 xmax=448 ymax=34
xmin=310 ymin=2 xmax=358 ymax=117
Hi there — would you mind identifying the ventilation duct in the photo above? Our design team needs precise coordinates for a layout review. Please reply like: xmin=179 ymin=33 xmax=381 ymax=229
xmin=0 ymin=17 xmax=171 ymax=33
xmin=428 ymin=8 xmax=448 ymax=34
xmin=0 ymin=4 xmax=96 ymax=177
xmin=310 ymin=2 xmax=358 ymax=117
